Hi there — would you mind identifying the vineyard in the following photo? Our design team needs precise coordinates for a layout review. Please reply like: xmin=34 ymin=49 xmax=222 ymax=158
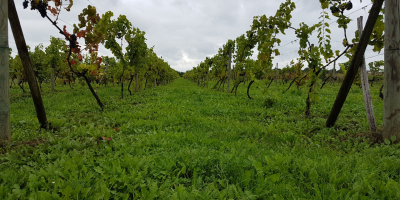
xmin=1 ymin=0 xmax=400 ymax=199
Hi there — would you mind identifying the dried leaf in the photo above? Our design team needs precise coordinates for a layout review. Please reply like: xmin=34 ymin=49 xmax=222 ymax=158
xmin=77 ymin=54 xmax=83 ymax=61
xmin=65 ymin=0 xmax=73 ymax=11
xmin=97 ymin=57 xmax=102 ymax=65
xmin=47 ymin=6 xmax=58 ymax=16
xmin=76 ymin=30 xmax=86 ymax=38
xmin=54 ymin=0 xmax=61 ymax=7
xmin=63 ymin=25 xmax=71 ymax=38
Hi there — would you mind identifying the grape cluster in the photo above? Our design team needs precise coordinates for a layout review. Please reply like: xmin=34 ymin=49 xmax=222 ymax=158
xmin=23 ymin=0 xmax=48 ymax=18
xmin=70 ymin=34 xmax=77 ymax=48
xmin=36 ymin=1 xmax=48 ymax=18
xmin=330 ymin=1 xmax=352 ymax=14
xmin=346 ymin=1 xmax=353 ymax=10
xmin=330 ymin=6 xmax=340 ymax=14
xmin=23 ymin=0 xmax=29 ymax=9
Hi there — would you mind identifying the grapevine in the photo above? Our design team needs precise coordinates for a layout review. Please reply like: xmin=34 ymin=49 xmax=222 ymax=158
xmin=23 ymin=1 xmax=105 ymax=109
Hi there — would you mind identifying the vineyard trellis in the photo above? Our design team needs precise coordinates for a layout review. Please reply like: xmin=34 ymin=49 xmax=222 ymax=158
xmin=1 ymin=0 xmax=396 ymax=141
xmin=184 ymin=0 xmax=391 ymax=137
xmin=1 ymin=0 xmax=180 ymax=141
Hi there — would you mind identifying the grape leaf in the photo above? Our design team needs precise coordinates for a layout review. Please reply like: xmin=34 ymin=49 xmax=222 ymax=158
xmin=53 ymin=0 xmax=61 ymax=7
xmin=76 ymin=30 xmax=86 ymax=38
xmin=77 ymin=54 xmax=83 ymax=61
xmin=63 ymin=25 xmax=71 ymax=38
xmin=47 ymin=6 xmax=58 ymax=16
xmin=65 ymin=0 xmax=73 ymax=11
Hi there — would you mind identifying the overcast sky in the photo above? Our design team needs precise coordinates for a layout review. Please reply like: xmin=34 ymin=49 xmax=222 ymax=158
xmin=8 ymin=0 xmax=383 ymax=72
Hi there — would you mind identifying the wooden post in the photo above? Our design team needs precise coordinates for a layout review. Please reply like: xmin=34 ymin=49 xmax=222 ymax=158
xmin=0 ymin=0 xmax=11 ymax=141
xmin=357 ymin=16 xmax=377 ymax=132
xmin=227 ymin=48 xmax=232 ymax=93
xmin=51 ymin=67 xmax=55 ymax=91
xmin=135 ymin=73 xmax=139 ymax=92
xmin=384 ymin=0 xmax=400 ymax=140
xmin=332 ymin=60 xmax=336 ymax=78
xmin=206 ymin=69 xmax=209 ymax=88
xmin=98 ymin=62 xmax=108 ymax=85
xmin=326 ymin=0 xmax=383 ymax=127
xmin=97 ymin=62 xmax=108 ymax=92
xmin=275 ymin=63 xmax=278 ymax=84
xmin=8 ymin=0 xmax=48 ymax=128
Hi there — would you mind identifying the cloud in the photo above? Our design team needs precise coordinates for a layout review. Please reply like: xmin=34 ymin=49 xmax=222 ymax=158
xmin=173 ymin=51 xmax=201 ymax=72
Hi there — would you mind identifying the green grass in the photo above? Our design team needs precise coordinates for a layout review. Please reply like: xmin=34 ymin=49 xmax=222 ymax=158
xmin=2 ymin=78 xmax=400 ymax=199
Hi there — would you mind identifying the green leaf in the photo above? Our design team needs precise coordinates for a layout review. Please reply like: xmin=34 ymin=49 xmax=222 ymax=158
xmin=391 ymin=136 xmax=397 ymax=142
xmin=384 ymin=139 xmax=391 ymax=145
xmin=274 ymin=49 xmax=280 ymax=56
xmin=94 ymin=166 xmax=104 ymax=174
xmin=309 ymin=168 xmax=319 ymax=183
xmin=269 ymin=173 xmax=281 ymax=183
xmin=252 ymin=160 xmax=264 ymax=174
xmin=321 ymin=2 xmax=329 ymax=9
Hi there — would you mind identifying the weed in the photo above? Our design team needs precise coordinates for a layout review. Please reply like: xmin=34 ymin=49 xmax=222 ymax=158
xmin=263 ymin=95 xmax=278 ymax=109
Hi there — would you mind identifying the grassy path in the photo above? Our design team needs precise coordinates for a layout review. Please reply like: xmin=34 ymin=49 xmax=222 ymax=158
xmin=2 ymin=78 xmax=400 ymax=199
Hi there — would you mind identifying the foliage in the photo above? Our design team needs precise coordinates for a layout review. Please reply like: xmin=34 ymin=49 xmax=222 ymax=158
xmin=251 ymin=0 xmax=296 ymax=79
xmin=368 ymin=60 xmax=384 ymax=75
xmin=27 ymin=44 xmax=48 ymax=85
xmin=187 ymin=0 xmax=296 ymax=96
xmin=9 ymin=55 xmax=24 ymax=83
xmin=45 ymin=37 xmax=69 ymax=84
xmin=23 ymin=0 xmax=108 ymax=109
xmin=263 ymin=95 xmax=278 ymax=109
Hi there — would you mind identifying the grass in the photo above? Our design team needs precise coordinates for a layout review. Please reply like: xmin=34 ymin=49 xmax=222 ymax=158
xmin=2 ymin=78 xmax=400 ymax=199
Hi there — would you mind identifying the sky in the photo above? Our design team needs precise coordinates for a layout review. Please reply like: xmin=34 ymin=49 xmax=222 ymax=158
xmin=8 ymin=0 xmax=383 ymax=72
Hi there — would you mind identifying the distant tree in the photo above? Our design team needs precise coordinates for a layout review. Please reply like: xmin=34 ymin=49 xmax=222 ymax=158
xmin=45 ymin=36 xmax=68 ymax=91
xmin=125 ymin=28 xmax=148 ymax=94
xmin=368 ymin=60 xmax=384 ymax=76
xmin=30 ymin=44 xmax=48 ymax=90
xmin=9 ymin=54 xmax=25 ymax=92
xmin=302 ymin=67 xmax=310 ymax=73
xmin=175 ymin=71 xmax=184 ymax=77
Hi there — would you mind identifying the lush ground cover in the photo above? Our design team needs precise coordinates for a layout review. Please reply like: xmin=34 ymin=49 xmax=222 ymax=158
xmin=1 ymin=78 xmax=400 ymax=199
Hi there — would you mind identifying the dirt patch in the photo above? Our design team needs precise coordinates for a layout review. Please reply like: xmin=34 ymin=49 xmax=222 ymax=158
xmin=338 ymin=129 xmax=384 ymax=145
xmin=19 ymin=138 xmax=46 ymax=147
xmin=0 ymin=138 xmax=47 ymax=154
